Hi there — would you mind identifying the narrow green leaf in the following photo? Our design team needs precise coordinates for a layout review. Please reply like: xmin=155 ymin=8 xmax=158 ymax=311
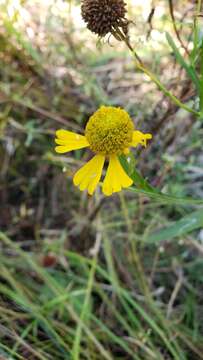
xmin=120 ymin=155 xmax=157 ymax=193
xmin=166 ymin=32 xmax=200 ymax=93
xmin=120 ymin=155 xmax=203 ymax=205
xmin=199 ymin=42 xmax=203 ymax=112
xmin=128 ymin=187 xmax=203 ymax=205
xmin=146 ymin=208 xmax=203 ymax=243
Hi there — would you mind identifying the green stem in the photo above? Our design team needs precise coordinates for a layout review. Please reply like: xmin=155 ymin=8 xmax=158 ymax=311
xmin=193 ymin=0 xmax=203 ymax=113
xmin=119 ymin=193 xmax=150 ymax=296
xmin=114 ymin=27 xmax=199 ymax=117
xmin=199 ymin=45 xmax=203 ymax=113
xmin=193 ymin=4 xmax=200 ymax=63
xmin=127 ymin=42 xmax=199 ymax=116
xmin=72 ymin=214 xmax=103 ymax=360
xmin=197 ymin=0 xmax=202 ymax=12
xmin=196 ymin=0 xmax=203 ymax=112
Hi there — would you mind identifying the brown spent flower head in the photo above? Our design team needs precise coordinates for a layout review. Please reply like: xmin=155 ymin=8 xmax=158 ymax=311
xmin=81 ymin=0 xmax=128 ymax=38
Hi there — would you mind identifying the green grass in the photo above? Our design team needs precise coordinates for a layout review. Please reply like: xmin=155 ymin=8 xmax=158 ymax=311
xmin=0 ymin=230 xmax=201 ymax=360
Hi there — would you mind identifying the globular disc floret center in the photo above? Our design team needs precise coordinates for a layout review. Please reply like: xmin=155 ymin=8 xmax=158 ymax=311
xmin=85 ymin=106 xmax=134 ymax=155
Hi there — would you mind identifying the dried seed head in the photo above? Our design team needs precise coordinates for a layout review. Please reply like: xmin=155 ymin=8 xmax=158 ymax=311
xmin=81 ymin=0 xmax=128 ymax=38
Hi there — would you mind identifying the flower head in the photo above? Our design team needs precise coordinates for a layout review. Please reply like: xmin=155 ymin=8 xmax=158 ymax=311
xmin=85 ymin=106 xmax=134 ymax=154
xmin=55 ymin=106 xmax=152 ymax=196
xmin=81 ymin=0 xmax=128 ymax=38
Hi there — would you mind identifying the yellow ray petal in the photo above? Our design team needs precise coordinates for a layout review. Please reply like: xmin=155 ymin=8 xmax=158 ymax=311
xmin=73 ymin=155 xmax=105 ymax=195
xmin=56 ymin=130 xmax=84 ymax=141
xmin=130 ymin=131 xmax=152 ymax=148
xmin=102 ymin=156 xmax=133 ymax=196
xmin=55 ymin=129 xmax=89 ymax=153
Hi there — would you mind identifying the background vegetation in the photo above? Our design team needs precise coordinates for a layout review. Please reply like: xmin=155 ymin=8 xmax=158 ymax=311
xmin=0 ymin=0 xmax=203 ymax=359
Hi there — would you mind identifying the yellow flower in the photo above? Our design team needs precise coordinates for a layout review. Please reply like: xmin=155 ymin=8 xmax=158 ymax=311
xmin=55 ymin=106 xmax=152 ymax=196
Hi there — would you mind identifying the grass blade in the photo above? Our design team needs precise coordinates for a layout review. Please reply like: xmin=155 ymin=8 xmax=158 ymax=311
xmin=166 ymin=32 xmax=200 ymax=93
xmin=146 ymin=208 xmax=203 ymax=243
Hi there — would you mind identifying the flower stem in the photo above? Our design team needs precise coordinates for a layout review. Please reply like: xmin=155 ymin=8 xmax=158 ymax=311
xmin=195 ymin=0 xmax=203 ymax=113
xmin=126 ymin=40 xmax=199 ymax=116
xmin=116 ymin=27 xmax=200 ymax=117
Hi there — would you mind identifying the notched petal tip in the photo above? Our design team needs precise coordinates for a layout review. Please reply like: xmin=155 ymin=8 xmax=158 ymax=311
xmin=73 ymin=155 xmax=105 ymax=195
xmin=56 ymin=129 xmax=64 ymax=137
xmin=102 ymin=155 xmax=133 ymax=196
xmin=131 ymin=130 xmax=152 ymax=148
xmin=55 ymin=146 xmax=66 ymax=153
xmin=54 ymin=128 xmax=89 ymax=153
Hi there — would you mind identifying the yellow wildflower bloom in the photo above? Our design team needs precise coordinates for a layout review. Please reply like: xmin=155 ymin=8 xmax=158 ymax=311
xmin=55 ymin=106 xmax=152 ymax=196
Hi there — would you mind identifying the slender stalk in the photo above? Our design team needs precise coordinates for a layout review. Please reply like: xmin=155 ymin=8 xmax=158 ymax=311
xmin=196 ymin=0 xmax=203 ymax=112
xmin=72 ymin=252 xmax=100 ymax=359
xmin=126 ymin=41 xmax=199 ymax=116
xmin=197 ymin=0 xmax=202 ymax=12
xmin=199 ymin=45 xmax=203 ymax=113
xmin=168 ymin=0 xmax=189 ymax=55
xmin=72 ymin=200 xmax=104 ymax=360
xmin=193 ymin=0 xmax=202 ymax=64
xmin=119 ymin=193 xmax=149 ymax=296
xmin=115 ymin=28 xmax=199 ymax=116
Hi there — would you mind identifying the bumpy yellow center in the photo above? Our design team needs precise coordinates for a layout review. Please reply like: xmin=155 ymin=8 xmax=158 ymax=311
xmin=85 ymin=106 xmax=134 ymax=155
